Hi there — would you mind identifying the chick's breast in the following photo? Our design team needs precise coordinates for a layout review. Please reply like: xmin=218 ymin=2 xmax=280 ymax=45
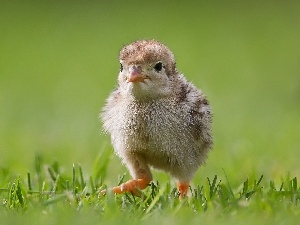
xmin=102 ymin=77 xmax=212 ymax=182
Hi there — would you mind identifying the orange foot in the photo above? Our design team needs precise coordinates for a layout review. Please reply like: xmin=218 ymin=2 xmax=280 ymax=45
xmin=177 ymin=182 xmax=189 ymax=200
xmin=101 ymin=178 xmax=151 ymax=196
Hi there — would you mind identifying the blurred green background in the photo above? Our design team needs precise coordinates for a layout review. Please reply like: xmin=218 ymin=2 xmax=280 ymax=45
xmin=0 ymin=0 xmax=299 ymax=187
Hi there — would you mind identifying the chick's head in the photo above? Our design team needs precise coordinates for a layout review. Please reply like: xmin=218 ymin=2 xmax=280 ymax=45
xmin=118 ymin=40 xmax=177 ymax=100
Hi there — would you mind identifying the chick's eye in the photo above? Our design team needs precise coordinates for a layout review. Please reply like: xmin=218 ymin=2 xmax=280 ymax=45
xmin=120 ymin=63 xmax=123 ymax=72
xmin=154 ymin=62 xmax=163 ymax=72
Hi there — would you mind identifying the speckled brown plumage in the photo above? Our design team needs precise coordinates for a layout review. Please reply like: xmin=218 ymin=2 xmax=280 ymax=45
xmin=101 ymin=39 xmax=213 ymax=198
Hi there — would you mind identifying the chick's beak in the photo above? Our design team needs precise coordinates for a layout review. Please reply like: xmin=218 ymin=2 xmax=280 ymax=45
xmin=127 ymin=66 xmax=144 ymax=83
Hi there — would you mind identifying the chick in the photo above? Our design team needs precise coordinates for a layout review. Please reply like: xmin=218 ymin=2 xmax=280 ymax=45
xmin=101 ymin=40 xmax=213 ymax=198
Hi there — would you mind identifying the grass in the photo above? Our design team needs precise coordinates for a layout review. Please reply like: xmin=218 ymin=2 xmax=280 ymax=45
xmin=0 ymin=154 xmax=300 ymax=225
xmin=1 ymin=0 xmax=300 ymax=224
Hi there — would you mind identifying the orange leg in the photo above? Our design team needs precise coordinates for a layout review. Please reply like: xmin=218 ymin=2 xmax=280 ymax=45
xmin=101 ymin=178 xmax=151 ymax=196
xmin=177 ymin=182 xmax=189 ymax=200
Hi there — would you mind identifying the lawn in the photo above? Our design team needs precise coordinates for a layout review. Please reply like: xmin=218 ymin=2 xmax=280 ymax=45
xmin=0 ymin=1 xmax=300 ymax=224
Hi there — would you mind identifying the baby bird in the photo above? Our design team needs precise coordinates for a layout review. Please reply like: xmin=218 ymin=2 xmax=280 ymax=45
xmin=101 ymin=40 xmax=213 ymax=199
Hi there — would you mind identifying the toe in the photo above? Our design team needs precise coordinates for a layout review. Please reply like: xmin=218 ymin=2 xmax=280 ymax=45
xmin=111 ymin=178 xmax=151 ymax=195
